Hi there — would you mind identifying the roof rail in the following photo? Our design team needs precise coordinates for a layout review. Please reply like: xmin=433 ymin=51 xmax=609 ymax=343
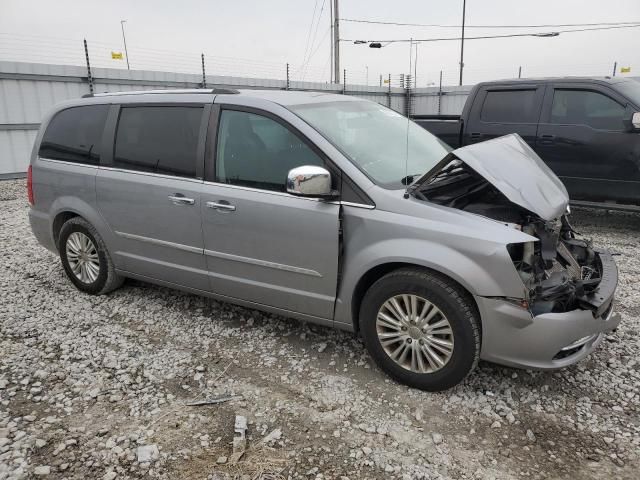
xmin=82 ymin=88 xmax=240 ymax=98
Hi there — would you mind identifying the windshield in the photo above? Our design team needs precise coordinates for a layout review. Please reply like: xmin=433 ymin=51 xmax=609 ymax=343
xmin=615 ymin=80 xmax=640 ymax=107
xmin=290 ymin=100 xmax=451 ymax=188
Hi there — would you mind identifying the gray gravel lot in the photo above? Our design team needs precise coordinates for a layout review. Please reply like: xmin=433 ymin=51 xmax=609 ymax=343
xmin=1 ymin=178 xmax=639 ymax=480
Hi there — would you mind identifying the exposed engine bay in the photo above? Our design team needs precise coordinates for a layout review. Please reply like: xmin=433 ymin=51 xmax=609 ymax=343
xmin=412 ymin=159 xmax=609 ymax=316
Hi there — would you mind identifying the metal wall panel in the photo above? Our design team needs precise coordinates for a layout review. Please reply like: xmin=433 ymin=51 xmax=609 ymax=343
xmin=0 ymin=129 xmax=37 ymax=176
xmin=411 ymin=86 xmax=472 ymax=116
xmin=0 ymin=61 xmax=458 ymax=175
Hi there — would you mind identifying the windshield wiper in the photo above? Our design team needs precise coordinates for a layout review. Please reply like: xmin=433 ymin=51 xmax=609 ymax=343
xmin=401 ymin=174 xmax=423 ymax=186
xmin=406 ymin=153 xmax=458 ymax=196
xmin=427 ymin=163 xmax=466 ymax=185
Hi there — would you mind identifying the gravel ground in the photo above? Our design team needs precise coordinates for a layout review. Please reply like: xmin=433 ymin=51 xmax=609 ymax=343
xmin=1 ymin=178 xmax=638 ymax=480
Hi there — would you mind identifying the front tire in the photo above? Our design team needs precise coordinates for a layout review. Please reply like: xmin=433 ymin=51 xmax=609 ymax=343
xmin=360 ymin=268 xmax=480 ymax=391
xmin=58 ymin=217 xmax=123 ymax=295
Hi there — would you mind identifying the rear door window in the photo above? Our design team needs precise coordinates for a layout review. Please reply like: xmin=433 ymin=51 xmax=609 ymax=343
xmin=113 ymin=106 xmax=204 ymax=178
xmin=550 ymin=89 xmax=625 ymax=130
xmin=480 ymin=89 xmax=538 ymax=123
xmin=39 ymin=105 xmax=108 ymax=164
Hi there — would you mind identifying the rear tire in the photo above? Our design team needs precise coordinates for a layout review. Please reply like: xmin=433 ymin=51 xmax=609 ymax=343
xmin=359 ymin=268 xmax=480 ymax=391
xmin=58 ymin=217 xmax=123 ymax=295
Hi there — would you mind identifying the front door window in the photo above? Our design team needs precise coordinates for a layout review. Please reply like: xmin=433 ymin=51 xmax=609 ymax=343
xmin=215 ymin=109 xmax=324 ymax=192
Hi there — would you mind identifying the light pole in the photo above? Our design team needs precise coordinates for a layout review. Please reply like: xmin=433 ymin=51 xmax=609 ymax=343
xmin=459 ymin=0 xmax=466 ymax=86
xmin=366 ymin=65 xmax=368 ymax=85
xmin=333 ymin=0 xmax=340 ymax=83
xmin=120 ymin=20 xmax=130 ymax=70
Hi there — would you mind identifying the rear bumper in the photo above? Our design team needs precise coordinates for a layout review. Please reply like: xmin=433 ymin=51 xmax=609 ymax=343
xmin=28 ymin=208 xmax=56 ymax=253
xmin=476 ymin=251 xmax=620 ymax=370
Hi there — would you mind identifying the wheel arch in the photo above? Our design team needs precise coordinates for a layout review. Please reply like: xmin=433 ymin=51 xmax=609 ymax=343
xmin=48 ymin=196 xmax=116 ymax=253
xmin=350 ymin=262 xmax=481 ymax=334
xmin=52 ymin=211 xmax=81 ymax=249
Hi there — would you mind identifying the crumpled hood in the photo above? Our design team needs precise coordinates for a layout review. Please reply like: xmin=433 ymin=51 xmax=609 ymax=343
xmin=421 ymin=134 xmax=569 ymax=221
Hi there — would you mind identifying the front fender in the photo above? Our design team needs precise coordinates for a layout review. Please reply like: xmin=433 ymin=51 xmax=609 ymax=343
xmin=334 ymin=206 xmax=530 ymax=328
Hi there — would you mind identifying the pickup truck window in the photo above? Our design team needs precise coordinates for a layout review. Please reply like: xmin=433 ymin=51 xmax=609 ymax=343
xmin=480 ymin=89 xmax=537 ymax=123
xmin=550 ymin=89 xmax=625 ymax=130
xmin=614 ymin=80 xmax=640 ymax=107
xmin=290 ymin=101 xmax=450 ymax=188
xmin=216 ymin=109 xmax=324 ymax=192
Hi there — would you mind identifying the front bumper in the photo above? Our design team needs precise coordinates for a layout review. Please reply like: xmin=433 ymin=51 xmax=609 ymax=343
xmin=476 ymin=251 xmax=620 ymax=370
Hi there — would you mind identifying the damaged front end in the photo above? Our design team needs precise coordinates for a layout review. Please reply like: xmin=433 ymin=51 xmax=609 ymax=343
xmin=505 ymin=216 xmax=616 ymax=317
xmin=409 ymin=134 xmax=617 ymax=319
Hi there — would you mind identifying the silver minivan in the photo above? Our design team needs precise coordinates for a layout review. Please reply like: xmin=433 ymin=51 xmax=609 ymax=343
xmin=28 ymin=89 xmax=620 ymax=390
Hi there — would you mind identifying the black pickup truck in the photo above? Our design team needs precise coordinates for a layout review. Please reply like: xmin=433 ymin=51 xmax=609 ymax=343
xmin=414 ymin=77 xmax=640 ymax=208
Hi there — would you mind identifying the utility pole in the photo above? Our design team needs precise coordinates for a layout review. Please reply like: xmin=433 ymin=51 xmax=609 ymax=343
xmin=333 ymin=0 xmax=340 ymax=84
xmin=438 ymin=70 xmax=443 ymax=114
xmin=366 ymin=65 xmax=369 ymax=86
xmin=414 ymin=43 xmax=418 ymax=88
xmin=459 ymin=0 xmax=466 ymax=86
xmin=612 ymin=61 xmax=617 ymax=76
xmin=120 ymin=20 xmax=130 ymax=70
xmin=329 ymin=0 xmax=334 ymax=83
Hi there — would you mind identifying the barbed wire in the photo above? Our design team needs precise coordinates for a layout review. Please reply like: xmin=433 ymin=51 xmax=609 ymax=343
xmin=0 ymin=32 xmax=634 ymax=88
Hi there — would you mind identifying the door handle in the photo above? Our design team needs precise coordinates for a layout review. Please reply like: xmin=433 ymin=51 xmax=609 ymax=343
xmin=206 ymin=200 xmax=236 ymax=212
xmin=539 ymin=134 xmax=555 ymax=145
xmin=168 ymin=194 xmax=195 ymax=206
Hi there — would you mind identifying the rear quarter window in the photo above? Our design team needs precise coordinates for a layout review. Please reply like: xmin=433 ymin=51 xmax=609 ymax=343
xmin=39 ymin=105 xmax=109 ymax=164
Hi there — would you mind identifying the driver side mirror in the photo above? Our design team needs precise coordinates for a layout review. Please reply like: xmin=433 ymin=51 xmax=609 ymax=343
xmin=286 ymin=166 xmax=335 ymax=198
xmin=632 ymin=112 xmax=640 ymax=131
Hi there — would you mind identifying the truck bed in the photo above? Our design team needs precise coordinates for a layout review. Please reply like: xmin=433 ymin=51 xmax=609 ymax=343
xmin=412 ymin=115 xmax=463 ymax=149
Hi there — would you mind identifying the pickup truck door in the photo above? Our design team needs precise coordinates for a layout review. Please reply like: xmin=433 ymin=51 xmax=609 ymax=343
xmin=463 ymin=85 xmax=544 ymax=148
xmin=200 ymin=104 xmax=340 ymax=320
xmin=535 ymin=83 xmax=640 ymax=203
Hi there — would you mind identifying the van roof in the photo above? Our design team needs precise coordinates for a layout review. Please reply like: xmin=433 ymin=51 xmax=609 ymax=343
xmin=82 ymin=88 xmax=241 ymax=97
xmin=79 ymin=88 xmax=360 ymax=107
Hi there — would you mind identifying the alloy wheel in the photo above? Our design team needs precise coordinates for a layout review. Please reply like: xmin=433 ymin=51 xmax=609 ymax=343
xmin=65 ymin=232 xmax=100 ymax=284
xmin=376 ymin=294 xmax=454 ymax=373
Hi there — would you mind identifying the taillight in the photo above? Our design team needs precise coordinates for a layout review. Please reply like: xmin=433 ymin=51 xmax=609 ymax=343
xmin=27 ymin=165 xmax=34 ymax=205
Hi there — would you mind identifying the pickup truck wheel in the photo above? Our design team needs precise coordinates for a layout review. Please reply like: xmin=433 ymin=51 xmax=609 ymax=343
xmin=360 ymin=268 xmax=480 ymax=391
xmin=58 ymin=217 xmax=123 ymax=295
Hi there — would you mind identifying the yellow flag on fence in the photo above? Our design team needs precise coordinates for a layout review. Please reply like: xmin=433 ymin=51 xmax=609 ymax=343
xmin=111 ymin=51 xmax=123 ymax=60
xmin=383 ymin=79 xmax=390 ymax=84
xmin=620 ymin=66 xmax=631 ymax=73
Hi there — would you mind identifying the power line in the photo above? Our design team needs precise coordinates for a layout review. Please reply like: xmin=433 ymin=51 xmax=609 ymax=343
xmin=342 ymin=18 xmax=640 ymax=29
xmin=306 ymin=28 xmax=331 ymax=64
xmin=301 ymin=0 xmax=320 ymax=68
xmin=301 ymin=0 xmax=328 ymax=79
xmin=345 ymin=23 xmax=640 ymax=44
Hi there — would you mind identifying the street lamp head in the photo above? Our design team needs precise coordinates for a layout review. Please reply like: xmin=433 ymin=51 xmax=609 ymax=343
xmin=353 ymin=40 xmax=367 ymax=44
xmin=534 ymin=31 xmax=560 ymax=38
xmin=369 ymin=42 xmax=383 ymax=48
